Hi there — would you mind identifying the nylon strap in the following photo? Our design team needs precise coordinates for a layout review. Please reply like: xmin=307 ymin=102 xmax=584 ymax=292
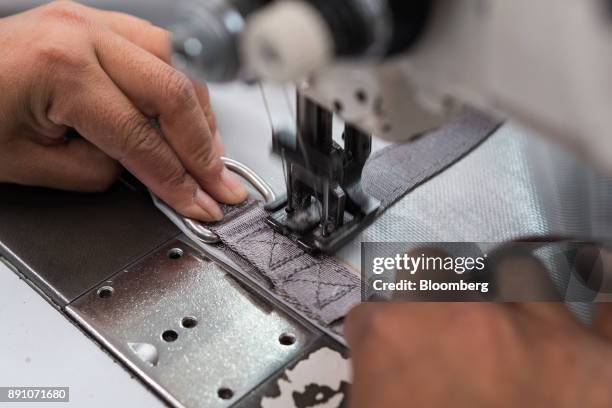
xmin=211 ymin=108 xmax=501 ymax=326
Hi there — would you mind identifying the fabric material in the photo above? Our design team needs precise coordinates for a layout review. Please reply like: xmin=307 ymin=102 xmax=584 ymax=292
xmin=208 ymin=108 xmax=501 ymax=326
xmin=363 ymin=108 xmax=500 ymax=208
xmin=213 ymin=207 xmax=360 ymax=324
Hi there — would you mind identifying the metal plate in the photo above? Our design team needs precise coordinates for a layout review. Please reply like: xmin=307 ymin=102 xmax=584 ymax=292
xmin=66 ymin=240 xmax=316 ymax=408
xmin=0 ymin=182 xmax=179 ymax=305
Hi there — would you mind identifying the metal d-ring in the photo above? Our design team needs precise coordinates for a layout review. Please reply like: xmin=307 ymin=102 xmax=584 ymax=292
xmin=182 ymin=157 xmax=277 ymax=244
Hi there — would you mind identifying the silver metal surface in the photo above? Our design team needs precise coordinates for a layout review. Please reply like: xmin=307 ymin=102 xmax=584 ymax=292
xmin=183 ymin=218 xmax=222 ymax=244
xmin=66 ymin=241 xmax=314 ymax=408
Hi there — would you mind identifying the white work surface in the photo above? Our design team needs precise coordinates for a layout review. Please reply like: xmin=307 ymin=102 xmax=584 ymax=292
xmin=0 ymin=262 xmax=163 ymax=408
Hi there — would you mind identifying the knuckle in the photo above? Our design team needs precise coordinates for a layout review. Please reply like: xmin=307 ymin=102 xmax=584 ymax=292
xmin=192 ymin=143 xmax=222 ymax=172
xmin=36 ymin=43 xmax=89 ymax=72
xmin=117 ymin=114 xmax=159 ymax=158
xmin=33 ymin=16 xmax=95 ymax=74
xmin=115 ymin=114 xmax=191 ymax=193
xmin=163 ymin=71 xmax=199 ymax=113
xmin=157 ymin=162 xmax=189 ymax=191
xmin=40 ymin=1 xmax=89 ymax=26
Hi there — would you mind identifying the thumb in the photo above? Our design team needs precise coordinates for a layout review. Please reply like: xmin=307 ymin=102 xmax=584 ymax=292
xmin=10 ymin=138 xmax=121 ymax=192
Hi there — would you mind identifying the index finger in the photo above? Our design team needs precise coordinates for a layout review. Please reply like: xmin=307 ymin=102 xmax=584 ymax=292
xmin=94 ymin=31 xmax=247 ymax=205
xmin=86 ymin=8 xmax=220 ymax=134
xmin=48 ymin=66 xmax=224 ymax=221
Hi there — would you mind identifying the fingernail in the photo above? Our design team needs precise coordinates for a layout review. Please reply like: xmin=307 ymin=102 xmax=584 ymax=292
xmin=195 ymin=189 xmax=224 ymax=221
xmin=220 ymin=168 xmax=248 ymax=202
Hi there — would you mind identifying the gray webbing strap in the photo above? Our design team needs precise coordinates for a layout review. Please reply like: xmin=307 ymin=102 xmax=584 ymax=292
xmin=363 ymin=108 xmax=501 ymax=208
xmin=212 ymin=108 xmax=501 ymax=326
xmin=213 ymin=206 xmax=360 ymax=324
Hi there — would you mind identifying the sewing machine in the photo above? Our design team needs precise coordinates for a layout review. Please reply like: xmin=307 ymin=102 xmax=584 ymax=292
xmin=172 ymin=0 xmax=612 ymax=253
xmin=1 ymin=1 xmax=611 ymax=407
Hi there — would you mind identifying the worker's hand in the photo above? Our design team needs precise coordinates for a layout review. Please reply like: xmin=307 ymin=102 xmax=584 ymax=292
xmin=0 ymin=1 xmax=247 ymax=221
xmin=346 ymin=302 xmax=612 ymax=407
xmin=345 ymin=247 xmax=612 ymax=407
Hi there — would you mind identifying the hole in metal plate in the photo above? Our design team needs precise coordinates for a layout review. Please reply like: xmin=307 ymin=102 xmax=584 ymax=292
xmin=279 ymin=332 xmax=296 ymax=346
xmin=97 ymin=286 xmax=114 ymax=299
xmin=217 ymin=387 xmax=234 ymax=400
xmin=162 ymin=330 xmax=178 ymax=342
xmin=66 ymin=241 xmax=314 ymax=407
xmin=181 ymin=316 xmax=197 ymax=329
xmin=167 ymin=248 xmax=184 ymax=259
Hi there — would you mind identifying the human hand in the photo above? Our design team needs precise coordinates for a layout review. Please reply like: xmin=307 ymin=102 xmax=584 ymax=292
xmin=346 ymin=247 xmax=612 ymax=407
xmin=346 ymin=301 xmax=612 ymax=407
xmin=0 ymin=0 xmax=247 ymax=221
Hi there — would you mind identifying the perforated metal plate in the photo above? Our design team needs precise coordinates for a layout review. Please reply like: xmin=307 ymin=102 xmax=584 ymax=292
xmin=0 ymin=182 xmax=179 ymax=305
xmin=66 ymin=240 xmax=316 ymax=407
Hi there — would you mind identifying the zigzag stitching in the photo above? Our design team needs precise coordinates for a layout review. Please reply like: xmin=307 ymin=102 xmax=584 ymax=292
xmin=280 ymin=262 xmax=358 ymax=309
xmin=282 ymin=277 xmax=356 ymax=309
xmin=236 ymin=229 xmax=306 ymax=270
xmin=279 ymin=258 xmax=322 ymax=281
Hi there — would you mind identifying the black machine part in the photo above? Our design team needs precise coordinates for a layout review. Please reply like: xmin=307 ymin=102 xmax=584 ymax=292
xmin=267 ymin=94 xmax=380 ymax=253
xmin=306 ymin=0 xmax=432 ymax=57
